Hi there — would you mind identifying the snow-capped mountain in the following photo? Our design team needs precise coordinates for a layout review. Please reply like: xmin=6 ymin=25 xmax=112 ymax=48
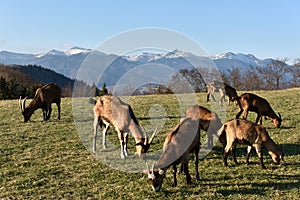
xmin=0 ymin=47 xmax=290 ymax=86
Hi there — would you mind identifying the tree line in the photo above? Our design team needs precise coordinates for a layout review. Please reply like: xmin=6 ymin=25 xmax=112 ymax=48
xmin=168 ymin=58 xmax=300 ymax=93
xmin=0 ymin=64 xmax=107 ymax=100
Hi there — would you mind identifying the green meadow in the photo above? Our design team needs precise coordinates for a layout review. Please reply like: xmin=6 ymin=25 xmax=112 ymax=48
xmin=0 ymin=89 xmax=299 ymax=199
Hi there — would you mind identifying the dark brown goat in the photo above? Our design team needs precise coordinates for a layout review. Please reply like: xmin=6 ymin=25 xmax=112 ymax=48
xmin=93 ymin=95 xmax=156 ymax=159
xmin=218 ymin=119 xmax=284 ymax=169
xmin=19 ymin=84 xmax=61 ymax=122
xmin=146 ymin=118 xmax=201 ymax=192
xmin=236 ymin=93 xmax=282 ymax=128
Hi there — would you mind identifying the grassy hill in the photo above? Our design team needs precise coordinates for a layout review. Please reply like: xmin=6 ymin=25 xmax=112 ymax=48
xmin=0 ymin=89 xmax=299 ymax=199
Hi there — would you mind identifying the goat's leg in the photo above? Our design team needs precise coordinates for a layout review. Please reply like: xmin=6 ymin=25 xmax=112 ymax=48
xmin=231 ymin=144 xmax=238 ymax=164
xmin=93 ymin=116 xmax=99 ymax=153
xmin=194 ymin=146 xmax=200 ymax=181
xmin=46 ymin=106 xmax=52 ymax=120
xmin=236 ymin=107 xmax=244 ymax=119
xmin=207 ymin=92 xmax=210 ymax=102
xmin=219 ymin=88 xmax=225 ymax=106
xmin=123 ymin=132 xmax=129 ymax=157
xmin=57 ymin=102 xmax=61 ymax=120
xmin=172 ymin=165 xmax=177 ymax=187
xmin=102 ymin=120 xmax=110 ymax=149
xmin=183 ymin=161 xmax=191 ymax=185
xmin=42 ymin=108 xmax=47 ymax=121
xmin=253 ymin=144 xmax=266 ymax=169
xmin=246 ymin=146 xmax=253 ymax=165
xmin=255 ymin=114 xmax=262 ymax=125
xmin=224 ymin=141 xmax=234 ymax=167
xmin=242 ymin=107 xmax=249 ymax=120
xmin=117 ymin=129 xmax=126 ymax=159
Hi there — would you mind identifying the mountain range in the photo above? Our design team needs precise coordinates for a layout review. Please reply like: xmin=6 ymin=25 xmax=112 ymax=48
xmin=0 ymin=47 xmax=289 ymax=86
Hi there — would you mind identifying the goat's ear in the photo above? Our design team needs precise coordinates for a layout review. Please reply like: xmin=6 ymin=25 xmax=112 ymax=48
xmin=159 ymin=169 xmax=165 ymax=175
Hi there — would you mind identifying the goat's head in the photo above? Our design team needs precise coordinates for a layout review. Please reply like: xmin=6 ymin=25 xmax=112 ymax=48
xmin=146 ymin=163 xmax=166 ymax=192
xmin=19 ymin=96 xmax=31 ymax=122
xmin=271 ymin=150 xmax=284 ymax=165
xmin=272 ymin=113 xmax=282 ymax=128
xmin=136 ymin=129 xmax=157 ymax=158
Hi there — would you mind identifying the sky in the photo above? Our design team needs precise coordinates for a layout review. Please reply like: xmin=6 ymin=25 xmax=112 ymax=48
xmin=1 ymin=0 xmax=300 ymax=63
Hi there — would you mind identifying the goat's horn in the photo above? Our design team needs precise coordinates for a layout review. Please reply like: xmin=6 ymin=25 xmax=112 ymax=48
xmin=19 ymin=96 xmax=23 ymax=111
xmin=278 ymin=112 xmax=282 ymax=119
xmin=151 ymin=162 xmax=155 ymax=173
xmin=148 ymin=128 xmax=157 ymax=144
xmin=142 ymin=126 xmax=149 ymax=145
xmin=146 ymin=162 xmax=151 ymax=173
xmin=22 ymin=97 xmax=28 ymax=112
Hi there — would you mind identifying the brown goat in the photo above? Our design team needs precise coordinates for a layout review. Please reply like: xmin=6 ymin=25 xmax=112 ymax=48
xmin=19 ymin=84 xmax=61 ymax=122
xmin=146 ymin=118 xmax=201 ymax=192
xmin=218 ymin=119 xmax=284 ymax=169
xmin=236 ymin=93 xmax=282 ymax=128
xmin=185 ymin=105 xmax=223 ymax=148
xmin=185 ymin=105 xmax=241 ymax=164
xmin=93 ymin=95 xmax=156 ymax=159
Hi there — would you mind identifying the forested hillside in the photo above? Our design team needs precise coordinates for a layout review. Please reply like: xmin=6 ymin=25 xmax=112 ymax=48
xmin=0 ymin=64 xmax=76 ymax=99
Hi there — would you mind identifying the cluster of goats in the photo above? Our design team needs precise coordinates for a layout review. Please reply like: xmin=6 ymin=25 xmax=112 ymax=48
xmin=19 ymin=82 xmax=284 ymax=192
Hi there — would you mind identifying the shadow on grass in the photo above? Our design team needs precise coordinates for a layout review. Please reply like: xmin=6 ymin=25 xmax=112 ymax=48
xmin=218 ymin=174 xmax=300 ymax=197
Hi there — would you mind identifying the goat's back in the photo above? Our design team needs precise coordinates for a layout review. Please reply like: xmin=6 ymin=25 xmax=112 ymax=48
xmin=158 ymin=118 xmax=200 ymax=168
xmin=37 ymin=84 xmax=61 ymax=103
xmin=224 ymin=119 xmax=263 ymax=144
xmin=94 ymin=95 xmax=138 ymax=131
xmin=185 ymin=105 xmax=222 ymax=133
xmin=239 ymin=93 xmax=271 ymax=111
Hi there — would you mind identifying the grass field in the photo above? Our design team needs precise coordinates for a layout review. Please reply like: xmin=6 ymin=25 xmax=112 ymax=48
xmin=0 ymin=89 xmax=299 ymax=199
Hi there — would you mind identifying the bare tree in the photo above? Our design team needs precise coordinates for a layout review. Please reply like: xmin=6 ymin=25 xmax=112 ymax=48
xmin=256 ymin=58 xmax=288 ymax=90
xmin=227 ymin=67 xmax=242 ymax=90
xmin=241 ymin=66 xmax=263 ymax=90
xmin=287 ymin=59 xmax=300 ymax=87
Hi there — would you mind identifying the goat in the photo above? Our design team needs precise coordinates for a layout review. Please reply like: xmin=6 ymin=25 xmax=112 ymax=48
xmin=19 ymin=84 xmax=61 ymax=122
xmin=185 ymin=105 xmax=223 ymax=148
xmin=93 ymin=95 xmax=156 ymax=159
xmin=146 ymin=118 xmax=201 ymax=192
xmin=236 ymin=93 xmax=282 ymax=128
xmin=185 ymin=105 xmax=241 ymax=164
xmin=207 ymin=81 xmax=239 ymax=106
xmin=217 ymin=119 xmax=284 ymax=169
xmin=224 ymin=83 xmax=239 ymax=105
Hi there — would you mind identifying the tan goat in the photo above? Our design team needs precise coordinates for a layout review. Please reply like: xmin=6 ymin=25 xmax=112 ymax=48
xmin=93 ymin=95 xmax=156 ymax=159
xmin=146 ymin=118 xmax=201 ymax=192
xmin=218 ymin=119 xmax=284 ymax=169
xmin=19 ymin=83 xmax=61 ymax=122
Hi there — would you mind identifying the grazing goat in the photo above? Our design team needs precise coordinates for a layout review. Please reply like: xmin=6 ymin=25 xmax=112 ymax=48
xmin=218 ymin=119 xmax=284 ymax=169
xmin=146 ymin=118 xmax=201 ymax=192
xmin=19 ymin=84 xmax=61 ymax=122
xmin=93 ymin=95 xmax=156 ymax=159
xmin=185 ymin=105 xmax=241 ymax=164
xmin=207 ymin=81 xmax=238 ymax=106
xmin=185 ymin=105 xmax=223 ymax=148
xmin=236 ymin=93 xmax=282 ymax=128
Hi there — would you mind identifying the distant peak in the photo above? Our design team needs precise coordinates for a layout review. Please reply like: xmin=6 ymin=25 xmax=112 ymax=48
xmin=69 ymin=46 xmax=91 ymax=51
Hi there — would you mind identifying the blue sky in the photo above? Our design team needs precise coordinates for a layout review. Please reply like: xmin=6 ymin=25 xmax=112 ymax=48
xmin=1 ymin=0 xmax=299 ymax=62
